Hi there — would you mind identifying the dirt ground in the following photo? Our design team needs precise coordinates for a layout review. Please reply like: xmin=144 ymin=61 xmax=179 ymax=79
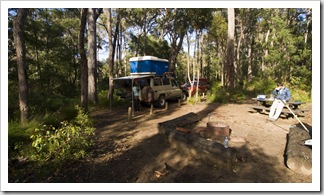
xmin=36 ymin=99 xmax=313 ymax=185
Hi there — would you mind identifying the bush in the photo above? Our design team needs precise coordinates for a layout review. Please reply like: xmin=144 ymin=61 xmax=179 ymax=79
xmin=96 ymin=90 xmax=131 ymax=108
xmin=245 ymin=78 xmax=277 ymax=96
xmin=208 ymin=82 xmax=229 ymax=103
xmin=290 ymin=87 xmax=311 ymax=103
xmin=30 ymin=105 xmax=95 ymax=162
xmin=186 ymin=96 xmax=198 ymax=105
xmin=8 ymin=122 xmax=34 ymax=157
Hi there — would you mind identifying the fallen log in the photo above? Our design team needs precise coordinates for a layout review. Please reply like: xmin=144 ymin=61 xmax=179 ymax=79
xmin=158 ymin=112 xmax=200 ymax=135
xmin=158 ymin=113 xmax=237 ymax=170
xmin=285 ymin=126 xmax=312 ymax=175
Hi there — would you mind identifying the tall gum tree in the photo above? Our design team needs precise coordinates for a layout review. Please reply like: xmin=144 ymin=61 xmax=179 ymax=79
xmin=107 ymin=8 xmax=114 ymax=102
xmin=13 ymin=8 xmax=29 ymax=123
xmin=87 ymin=8 xmax=99 ymax=104
xmin=226 ymin=8 xmax=235 ymax=89
xmin=79 ymin=8 xmax=88 ymax=110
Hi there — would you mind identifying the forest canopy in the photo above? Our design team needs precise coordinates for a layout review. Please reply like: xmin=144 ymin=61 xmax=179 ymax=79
xmin=7 ymin=7 xmax=313 ymax=123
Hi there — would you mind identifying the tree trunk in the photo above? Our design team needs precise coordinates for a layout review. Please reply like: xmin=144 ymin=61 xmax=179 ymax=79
xmin=262 ymin=29 xmax=270 ymax=72
xmin=123 ymin=33 xmax=127 ymax=76
xmin=186 ymin=32 xmax=193 ymax=98
xmin=119 ymin=23 xmax=123 ymax=76
xmin=87 ymin=8 xmax=98 ymax=104
xmin=116 ymin=21 xmax=122 ymax=77
xmin=226 ymin=8 xmax=235 ymax=89
xmin=143 ymin=10 xmax=147 ymax=56
xmin=169 ymin=31 xmax=185 ymax=73
xmin=200 ymin=33 xmax=204 ymax=77
xmin=236 ymin=19 xmax=244 ymax=83
xmin=113 ymin=14 xmax=120 ymax=70
xmin=79 ymin=8 xmax=88 ymax=110
xmin=107 ymin=8 xmax=116 ymax=102
xmin=195 ymin=31 xmax=202 ymax=102
xmin=304 ymin=9 xmax=311 ymax=49
xmin=247 ymin=37 xmax=253 ymax=82
xmin=13 ymin=8 xmax=29 ymax=124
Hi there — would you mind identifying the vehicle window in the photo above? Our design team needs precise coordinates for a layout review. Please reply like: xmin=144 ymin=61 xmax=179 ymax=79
xmin=171 ymin=79 xmax=179 ymax=87
xmin=162 ymin=77 xmax=170 ymax=85
xmin=154 ymin=78 xmax=162 ymax=86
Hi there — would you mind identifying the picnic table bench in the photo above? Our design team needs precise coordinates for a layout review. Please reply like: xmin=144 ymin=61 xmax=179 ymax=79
xmin=250 ymin=98 xmax=308 ymax=118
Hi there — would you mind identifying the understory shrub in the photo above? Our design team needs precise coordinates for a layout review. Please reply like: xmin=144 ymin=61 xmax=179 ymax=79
xmin=208 ymin=82 xmax=229 ymax=103
xmin=97 ymin=90 xmax=131 ymax=108
xmin=30 ymin=105 xmax=95 ymax=162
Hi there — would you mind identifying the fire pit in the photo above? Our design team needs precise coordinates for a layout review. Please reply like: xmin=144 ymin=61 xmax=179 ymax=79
xmin=206 ymin=112 xmax=230 ymax=139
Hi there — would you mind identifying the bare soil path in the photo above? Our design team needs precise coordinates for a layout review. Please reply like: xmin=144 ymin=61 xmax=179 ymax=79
xmin=46 ymin=100 xmax=312 ymax=184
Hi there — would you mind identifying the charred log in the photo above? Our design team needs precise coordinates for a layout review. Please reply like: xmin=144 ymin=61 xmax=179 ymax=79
xmin=285 ymin=126 xmax=312 ymax=175
xmin=158 ymin=112 xmax=237 ymax=170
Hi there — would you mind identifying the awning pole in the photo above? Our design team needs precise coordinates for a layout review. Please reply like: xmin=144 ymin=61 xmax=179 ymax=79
xmin=132 ymin=78 xmax=134 ymax=117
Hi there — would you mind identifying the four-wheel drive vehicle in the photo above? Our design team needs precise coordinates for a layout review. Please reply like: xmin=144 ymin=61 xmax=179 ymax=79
xmin=114 ymin=74 xmax=187 ymax=108
xmin=181 ymin=78 xmax=210 ymax=96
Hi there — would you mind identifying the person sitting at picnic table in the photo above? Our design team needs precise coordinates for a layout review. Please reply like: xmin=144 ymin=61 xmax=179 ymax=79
xmin=268 ymin=82 xmax=291 ymax=122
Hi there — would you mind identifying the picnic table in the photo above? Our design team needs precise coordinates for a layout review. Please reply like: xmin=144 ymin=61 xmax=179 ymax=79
xmin=250 ymin=98 xmax=308 ymax=118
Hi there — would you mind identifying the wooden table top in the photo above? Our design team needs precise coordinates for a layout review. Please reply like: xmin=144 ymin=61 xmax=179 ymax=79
xmin=252 ymin=98 xmax=305 ymax=105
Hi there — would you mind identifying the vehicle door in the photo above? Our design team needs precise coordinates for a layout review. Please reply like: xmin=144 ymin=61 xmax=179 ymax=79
xmin=162 ymin=77 xmax=172 ymax=99
xmin=151 ymin=77 xmax=163 ymax=100
xmin=170 ymin=78 xmax=182 ymax=98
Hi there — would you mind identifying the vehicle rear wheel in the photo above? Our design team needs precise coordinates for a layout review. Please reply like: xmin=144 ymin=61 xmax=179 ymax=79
xmin=180 ymin=91 xmax=187 ymax=102
xmin=156 ymin=95 xmax=166 ymax=108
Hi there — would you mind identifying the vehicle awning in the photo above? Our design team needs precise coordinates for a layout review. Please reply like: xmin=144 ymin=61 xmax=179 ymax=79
xmin=112 ymin=75 xmax=152 ymax=80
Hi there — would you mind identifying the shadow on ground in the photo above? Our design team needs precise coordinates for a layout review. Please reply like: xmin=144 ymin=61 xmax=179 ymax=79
xmin=9 ymin=100 xmax=312 ymax=184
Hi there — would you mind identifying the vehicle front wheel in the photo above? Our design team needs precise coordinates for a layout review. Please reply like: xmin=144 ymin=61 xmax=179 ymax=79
xmin=156 ymin=95 xmax=166 ymax=108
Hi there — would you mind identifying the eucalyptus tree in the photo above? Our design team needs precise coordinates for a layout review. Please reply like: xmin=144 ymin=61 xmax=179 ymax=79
xmin=13 ymin=8 xmax=29 ymax=123
xmin=125 ymin=8 xmax=160 ymax=56
xmin=187 ymin=8 xmax=213 ymax=77
xmin=234 ymin=8 xmax=262 ymax=84
xmin=78 ymin=8 xmax=88 ymax=110
xmin=238 ymin=8 xmax=312 ymax=92
xmin=106 ymin=8 xmax=114 ymax=102
xmin=226 ymin=8 xmax=235 ymax=89
xmin=9 ymin=8 xmax=85 ymax=119
xmin=207 ymin=10 xmax=227 ymax=85
xmin=165 ymin=8 xmax=188 ymax=73
xmin=284 ymin=8 xmax=312 ymax=91
xmin=87 ymin=8 xmax=102 ymax=104
xmin=260 ymin=9 xmax=297 ymax=83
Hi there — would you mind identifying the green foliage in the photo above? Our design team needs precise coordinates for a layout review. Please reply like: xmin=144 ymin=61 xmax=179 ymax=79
xmin=230 ymin=91 xmax=249 ymax=102
xmin=186 ymin=95 xmax=203 ymax=105
xmin=245 ymin=78 xmax=277 ymax=97
xmin=8 ymin=80 xmax=20 ymax=120
xmin=96 ymin=90 xmax=131 ymax=109
xmin=290 ymin=65 xmax=312 ymax=92
xmin=290 ymin=87 xmax=311 ymax=103
xmin=244 ymin=76 xmax=311 ymax=102
xmin=207 ymin=79 xmax=280 ymax=103
xmin=128 ymin=35 xmax=170 ymax=59
xmin=8 ymin=121 xmax=37 ymax=156
xmin=208 ymin=82 xmax=229 ymax=103
xmin=29 ymin=105 xmax=95 ymax=162
xmin=186 ymin=97 xmax=196 ymax=105
xmin=8 ymin=8 xmax=313 ymax=123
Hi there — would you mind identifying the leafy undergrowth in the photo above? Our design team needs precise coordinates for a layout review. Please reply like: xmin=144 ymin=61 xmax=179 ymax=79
xmin=8 ymin=106 xmax=95 ymax=182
